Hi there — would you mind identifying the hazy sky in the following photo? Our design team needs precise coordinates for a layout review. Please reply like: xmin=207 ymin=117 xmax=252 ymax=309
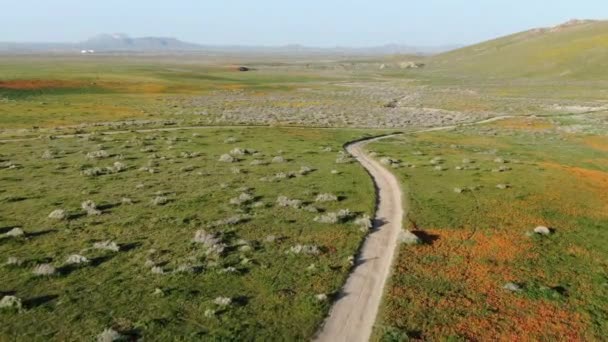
xmin=1 ymin=0 xmax=606 ymax=46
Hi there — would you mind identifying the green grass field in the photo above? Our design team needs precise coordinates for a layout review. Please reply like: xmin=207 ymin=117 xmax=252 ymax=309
xmin=0 ymin=127 xmax=378 ymax=340
xmin=368 ymin=115 xmax=608 ymax=341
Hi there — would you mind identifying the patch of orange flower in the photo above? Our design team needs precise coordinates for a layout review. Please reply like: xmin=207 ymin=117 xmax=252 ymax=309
xmin=0 ymin=79 xmax=85 ymax=90
xmin=384 ymin=227 xmax=588 ymax=340
xmin=582 ymin=135 xmax=608 ymax=152
xmin=492 ymin=117 xmax=555 ymax=131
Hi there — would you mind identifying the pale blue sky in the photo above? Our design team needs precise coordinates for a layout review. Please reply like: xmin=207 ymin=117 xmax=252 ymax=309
xmin=1 ymin=0 xmax=606 ymax=46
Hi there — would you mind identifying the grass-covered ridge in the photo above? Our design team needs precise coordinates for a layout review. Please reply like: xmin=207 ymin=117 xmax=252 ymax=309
xmin=0 ymin=127 xmax=378 ymax=340
xmin=428 ymin=20 xmax=608 ymax=80
xmin=369 ymin=116 xmax=608 ymax=340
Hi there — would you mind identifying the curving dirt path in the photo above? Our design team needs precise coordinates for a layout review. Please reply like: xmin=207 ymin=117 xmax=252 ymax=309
xmin=314 ymin=135 xmax=409 ymax=342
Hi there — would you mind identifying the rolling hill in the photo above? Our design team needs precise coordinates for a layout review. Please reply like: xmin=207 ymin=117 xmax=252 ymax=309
xmin=428 ymin=19 xmax=608 ymax=79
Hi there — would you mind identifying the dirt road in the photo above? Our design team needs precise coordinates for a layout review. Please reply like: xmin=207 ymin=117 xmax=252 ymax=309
xmin=314 ymin=135 xmax=407 ymax=342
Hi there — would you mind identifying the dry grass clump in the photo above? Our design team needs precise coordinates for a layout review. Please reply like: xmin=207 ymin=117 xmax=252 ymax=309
xmin=276 ymin=196 xmax=303 ymax=209
xmin=93 ymin=240 xmax=120 ymax=252
xmin=315 ymin=193 xmax=338 ymax=202
xmin=314 ymin=209 xmax=353 ymax=224
xmin=48 ymin=209 xmax=67 ymax=220
xmin=32 ymin=263 xmax=56 ymax=276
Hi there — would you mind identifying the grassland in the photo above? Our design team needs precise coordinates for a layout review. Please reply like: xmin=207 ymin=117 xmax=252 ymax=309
xmin=0 ymin=127 xmax=380 ymax=340
xmin=368 ymin=114 xmax=608 ymax=340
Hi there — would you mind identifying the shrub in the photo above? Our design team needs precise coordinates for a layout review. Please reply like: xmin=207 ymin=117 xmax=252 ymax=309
xmin=193 ymin=230 xmax=227 ymax=255
xmin=335 ymin=152 xmax=353 ymax=164
xmin=276 ymin=196 xmax=302 ymax=209
xmin=224 ymin=137 xmax=238 ymax=143
xmin=96 ymin=328 xmax=123 ymax=342
xmin=230 ymin=193 xmax=254 ymax=205
xmin=214 ymin=297 xmax=232 ymax=306
xmin=298 ymin=166 xmax=313 ymax=175
xmin=48 ymin=209 xmax=67 ymax=220
xmin=6 ymin=257 xmax=23 ymax=266
xmin=108 ymin=161 xmax=127 ymax=173
xmin=66 ymin=254 xmax=89 ymax=265
xmin=86 ymin=150 xmax=110 ymax=159
xmin=271 ymin=156 xmax=285 ymax=163
xmin=315 ymin=193 xmax=338 ymax=202
xmin=230 ymin=148 xmax=247 ymax=156
xmin=151 ymin=266 xmax=164 ymax=274
xmin=0 ymin=295 xmax=22 ymax=311
xmin=82 ymin=200 xmax=102 ymax=216
xmin=314 ymin=209 xmax=353 ymax=224
xmin=93 ymin=240 xmax=120 ymax=252
xmin=219 ymin=154 xmax=236 ymax=163
xmin=354 ymin=215 xmax=373 ymax=231
xmin=33 ymin=263 xmax=56 ymax=276
xmin=289 ymin=244 xmax=320 ymax=255
xmin=152 ymin=196 xmax=169 ymax=206
xmin=41 ymin=150 xmax=55 ymax=159
xmin=5 ymin=227 xmax=24 ymax=237
xmin=82 ymin=167 xmax=105 ymax=177
xmin=210 ymin=215 xmax=248 ymax=227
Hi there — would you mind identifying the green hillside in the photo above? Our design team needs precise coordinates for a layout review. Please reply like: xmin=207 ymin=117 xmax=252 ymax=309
xmin=429 ymin=19 xmax=608 ymax=79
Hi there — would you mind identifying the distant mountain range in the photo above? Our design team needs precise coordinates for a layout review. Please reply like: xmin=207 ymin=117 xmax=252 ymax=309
xmin=0 ymin=33 xmax=459 ymax=55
